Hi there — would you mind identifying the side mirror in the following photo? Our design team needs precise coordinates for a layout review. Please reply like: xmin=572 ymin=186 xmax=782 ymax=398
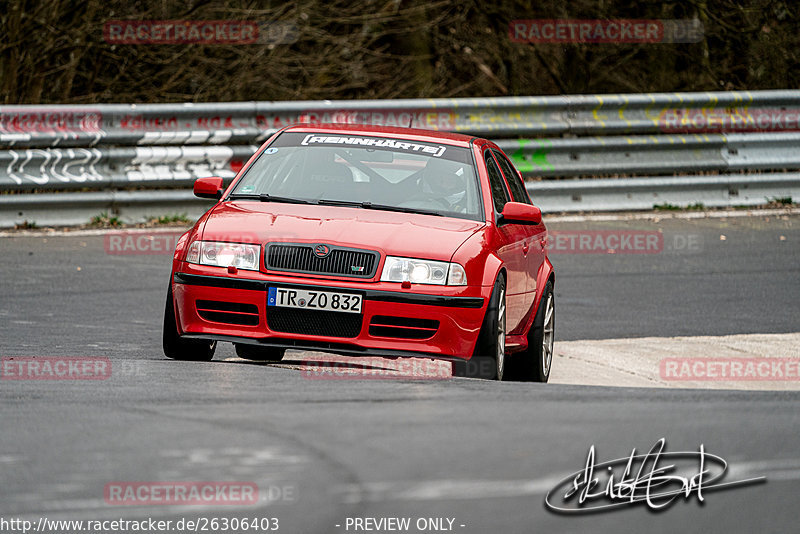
xmin=193 ymin=177 xmax=224 ymax=200
xmin=500 ymin=202 xmax=542 ymax=225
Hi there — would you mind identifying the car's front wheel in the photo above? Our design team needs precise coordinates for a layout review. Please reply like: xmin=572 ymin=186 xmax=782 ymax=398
xmin=162 ymin=288 xmax=216 ymax=361
xmin=453 ymin=274 xmax=506 ymax=380
xmin=235 ymin=344 xmax=285 ymax=361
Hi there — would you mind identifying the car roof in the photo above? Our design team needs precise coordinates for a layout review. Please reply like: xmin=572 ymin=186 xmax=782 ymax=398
xmin=283 ymin=123 xmax=476 ymax=147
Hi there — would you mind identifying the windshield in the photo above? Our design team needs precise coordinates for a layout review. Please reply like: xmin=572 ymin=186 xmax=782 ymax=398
xmin=229 ymin=132 xmax=483 ymax=221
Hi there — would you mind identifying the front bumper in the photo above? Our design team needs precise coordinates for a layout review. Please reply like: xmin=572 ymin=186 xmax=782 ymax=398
xmin=171 ymin=269 xmax=488 ymax=360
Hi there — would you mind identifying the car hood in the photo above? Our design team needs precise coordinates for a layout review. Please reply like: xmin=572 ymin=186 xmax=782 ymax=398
xmin=200 ymin=201 xmax=485 ymax=262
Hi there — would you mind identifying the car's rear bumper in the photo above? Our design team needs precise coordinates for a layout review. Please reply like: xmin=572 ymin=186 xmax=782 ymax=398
xmin=171 ymin=269 xmax=488 ymax=360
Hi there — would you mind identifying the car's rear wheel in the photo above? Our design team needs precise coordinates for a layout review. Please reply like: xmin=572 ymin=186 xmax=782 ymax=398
xmin=508 ymin=280 xmax=554 ymax=382
xmin=162 ymin=288 xmax=216 ymax=361
xmin=235 ymin=344 xmax=285 ymax=362
xmin=453 ymin=275 xmax=506 ymax=380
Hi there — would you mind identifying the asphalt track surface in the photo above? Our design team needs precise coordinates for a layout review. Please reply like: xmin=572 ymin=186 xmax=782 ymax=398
xmin=1 ymin=213 xmax=799 ymax=534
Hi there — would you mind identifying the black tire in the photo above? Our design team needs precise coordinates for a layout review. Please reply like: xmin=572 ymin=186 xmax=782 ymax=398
xmin=453 ymin=275 xmax=506 ymax=380
xmin=508 ymin=280 xmax=554 ymax=382
xmin=162 ymin=288 xmax=216 ymax=361
xmin=235 ymin=344 xmax=285 ymax=361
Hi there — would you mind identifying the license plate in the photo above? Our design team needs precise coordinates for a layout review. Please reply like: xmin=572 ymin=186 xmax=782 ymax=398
xmin=268 ymin=287 xmax=363 ymax=314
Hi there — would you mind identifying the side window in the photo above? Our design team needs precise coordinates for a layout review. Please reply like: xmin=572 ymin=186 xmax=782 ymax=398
xmin=493 ymin=150 xmax=531 ymax=204
xmin=484 ymin=151 xmax=510 ymax=215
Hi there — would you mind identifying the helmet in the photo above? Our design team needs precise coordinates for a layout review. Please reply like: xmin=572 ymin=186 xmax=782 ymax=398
xmin=421 ymin=158 xmax=467 ymax=205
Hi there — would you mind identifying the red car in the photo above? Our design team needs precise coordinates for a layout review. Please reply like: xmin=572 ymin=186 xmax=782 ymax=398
xmin=163 ymin=124 xmax=555 ymax=381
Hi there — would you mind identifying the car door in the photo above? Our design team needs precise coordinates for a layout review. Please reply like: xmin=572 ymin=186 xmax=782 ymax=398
xmin=484 ymin=150 xmax=527 ymax=334
xmin=493 ymin=149 xmax=546 ymax=316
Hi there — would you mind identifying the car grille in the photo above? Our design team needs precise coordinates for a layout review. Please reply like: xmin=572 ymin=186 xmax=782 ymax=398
xmin=368 ymin=316 xmax=440 ymax=340
xmin=196 ymin=300 xmax=259 ymax=326
xmin=267 ymin=308 xmax=363 ymax=338
xmin=266 ymin=244 xmax=379 ymax=278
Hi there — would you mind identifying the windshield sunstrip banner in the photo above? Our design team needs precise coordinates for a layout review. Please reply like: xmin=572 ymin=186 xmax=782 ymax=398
xmin=299 ymin=134 xmax=447 ymax=157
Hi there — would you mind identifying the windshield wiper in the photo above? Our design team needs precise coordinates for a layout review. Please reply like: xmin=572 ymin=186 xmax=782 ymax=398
xmin=230 ymin=195 xmax=440 ymax=216
xmin=317 ymin=199 xmax=442 ymax=217
xmin=228 ymin=193 xmax=312 ymax=204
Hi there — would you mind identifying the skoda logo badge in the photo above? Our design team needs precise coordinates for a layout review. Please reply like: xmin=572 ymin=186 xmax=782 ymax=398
xmin=314 ymin=244 xmax=331 ymax=258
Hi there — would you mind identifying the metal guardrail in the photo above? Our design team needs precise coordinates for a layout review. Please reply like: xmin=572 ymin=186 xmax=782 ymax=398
xmin=3 ymin=173 xmax=797 ymax=228
xmin=500 ymin=132 xmax=800 ymax=177
xmin=5 ymin=132 xmax=798 ymax=189
xmin=496 ymin=135 xmax=727 ymax=177
xmin=528 ymin=172 xmax=800 ymax=212
xmin=2 ymin=90 xmax=798 ymax=148
xmin=1 ymin=90 xmax=799 ymax=227
xmin=0 ymin=146 xmax=256 ymax=190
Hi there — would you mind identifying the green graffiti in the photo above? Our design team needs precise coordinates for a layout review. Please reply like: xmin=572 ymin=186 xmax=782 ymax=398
xmin=510 ymin=138 xmax=553 ymax=172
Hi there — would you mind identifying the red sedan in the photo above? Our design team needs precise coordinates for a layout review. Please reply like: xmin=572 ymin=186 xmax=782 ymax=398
xmin=163 ymin=124 xmax=555 ymax=381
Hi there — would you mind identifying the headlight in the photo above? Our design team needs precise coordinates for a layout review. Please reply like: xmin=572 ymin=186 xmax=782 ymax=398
xmin=185 ymin=241 xmax=261 ymax=271
xmin=380 ymin=256 xmax=467 ymax=286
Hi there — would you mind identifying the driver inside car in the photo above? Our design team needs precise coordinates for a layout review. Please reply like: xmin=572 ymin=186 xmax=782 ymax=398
xmin=418 ymin=158 xmax=469 ymax=212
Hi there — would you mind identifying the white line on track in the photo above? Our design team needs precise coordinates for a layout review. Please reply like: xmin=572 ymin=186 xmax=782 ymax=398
xmin=550 ymin=332 xmax=800 ymax=390
xmin=224 ymin=333 xmax=800 ymax=390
